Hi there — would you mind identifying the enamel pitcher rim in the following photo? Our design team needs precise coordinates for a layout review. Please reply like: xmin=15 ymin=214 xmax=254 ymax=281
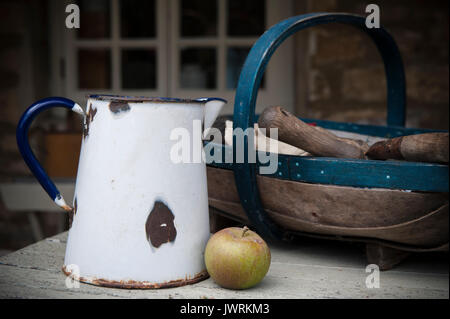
xmin=87 ymin=94 xmax=227 ymax=104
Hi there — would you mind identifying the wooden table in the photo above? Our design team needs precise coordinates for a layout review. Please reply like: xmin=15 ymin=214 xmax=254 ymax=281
xmin=0 ymin=231 xmax=448 ymax=299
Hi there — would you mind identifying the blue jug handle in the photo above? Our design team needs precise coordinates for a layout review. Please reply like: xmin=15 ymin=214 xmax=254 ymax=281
xmin=232 ymin=13 xmax=406 ymax=241
xmin=16 ymin=97 xmax=84 ymax=211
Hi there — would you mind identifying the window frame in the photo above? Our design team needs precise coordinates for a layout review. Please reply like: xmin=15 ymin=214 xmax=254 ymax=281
xmin=58 ymin=0 xmax=168 ymax=103
xmin=169 ymin=0 xmax=294 ymax=114
xmin=51 ymin=0 xmax=294 ymax=114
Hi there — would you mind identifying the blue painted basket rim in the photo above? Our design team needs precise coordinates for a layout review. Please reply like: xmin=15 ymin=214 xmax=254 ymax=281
xmin=87 ymin=94 xmax=227 ymax=104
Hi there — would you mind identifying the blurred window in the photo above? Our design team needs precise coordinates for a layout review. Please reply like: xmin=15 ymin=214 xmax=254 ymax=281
xmin=61 ymin=0 xmax=293 ymax=114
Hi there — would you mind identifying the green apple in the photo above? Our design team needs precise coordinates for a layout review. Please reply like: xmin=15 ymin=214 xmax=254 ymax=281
xmin=204 ymin=226 xmax=271 ymax=290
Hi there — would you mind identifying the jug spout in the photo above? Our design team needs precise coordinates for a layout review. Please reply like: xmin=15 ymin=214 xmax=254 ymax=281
xmin=202 ymin=98 xmax=227 ymax=138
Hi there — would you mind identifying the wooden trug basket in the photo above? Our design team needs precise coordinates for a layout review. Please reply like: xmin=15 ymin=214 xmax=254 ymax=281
xmin=205 ymin=13 xmax=449 ymax=270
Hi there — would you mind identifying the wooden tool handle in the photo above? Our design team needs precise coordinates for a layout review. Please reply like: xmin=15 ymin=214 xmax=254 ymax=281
xmin=258 ymin=106 xmax=369 ymax=159
xmin=366 ymin=133 xmax=449 ymax=164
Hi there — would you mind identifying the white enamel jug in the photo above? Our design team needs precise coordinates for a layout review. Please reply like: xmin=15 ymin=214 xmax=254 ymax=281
xmin=17 ymin=95 xmax=226 ymax=288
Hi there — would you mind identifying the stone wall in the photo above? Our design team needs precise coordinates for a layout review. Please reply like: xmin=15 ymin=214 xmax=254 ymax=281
xmin=294 ymin=0 xmax=449 ymax=130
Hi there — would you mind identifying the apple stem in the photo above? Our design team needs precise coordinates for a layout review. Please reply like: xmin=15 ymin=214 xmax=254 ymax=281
xmin=242 ymin=226 xmax=249 ymax=237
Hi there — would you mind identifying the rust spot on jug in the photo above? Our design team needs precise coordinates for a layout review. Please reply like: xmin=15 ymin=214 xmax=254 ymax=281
xmin=145 ymin=200 xmax=177 ymax=248
xmin=109 ymin=101 xmax=131 ymax=114
xmin=62 ymin=265 xmax=208 ymax=289
xmin=69 ymin=197 xmax=77 ymax=228
xmin=83 ymin=104 xmax=97 ymax=138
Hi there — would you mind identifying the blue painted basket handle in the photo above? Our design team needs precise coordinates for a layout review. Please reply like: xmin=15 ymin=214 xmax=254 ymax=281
xmin=233 ymin=13 xmax=406 ymax=241
xmin=16 ymin=97 xmax=84 ymax=211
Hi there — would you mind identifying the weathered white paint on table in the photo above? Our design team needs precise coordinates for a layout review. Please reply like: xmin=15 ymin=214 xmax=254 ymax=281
xmin=0 ymin=232 xmax=448 ymax=299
